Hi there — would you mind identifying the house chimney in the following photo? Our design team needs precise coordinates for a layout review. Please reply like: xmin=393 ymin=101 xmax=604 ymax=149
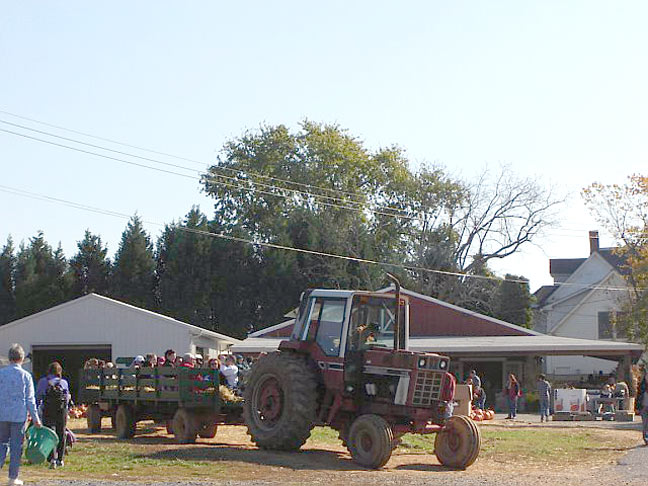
xmin=589 ymin=230 xmax=599 ymax=254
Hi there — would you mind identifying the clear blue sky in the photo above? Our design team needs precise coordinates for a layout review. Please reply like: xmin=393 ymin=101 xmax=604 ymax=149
xmin=2 ymin=1 xmax=647 ymax=291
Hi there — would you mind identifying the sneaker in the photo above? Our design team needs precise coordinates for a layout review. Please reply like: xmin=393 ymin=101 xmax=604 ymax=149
xmin=49 ymin=460 xmax=57 ymax=469
xmin=8 ymin=479 xmax=24 ymax=486
xmin=56 ymin=460 xmax=64 ymax=468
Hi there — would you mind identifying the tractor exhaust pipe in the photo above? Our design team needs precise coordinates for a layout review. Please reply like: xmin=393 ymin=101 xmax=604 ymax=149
xmin=385 ymin=272 xmax=402 ymax=350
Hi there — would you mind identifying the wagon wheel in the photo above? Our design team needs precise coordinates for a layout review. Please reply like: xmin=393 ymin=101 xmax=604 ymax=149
xmin=173 ymin=408 xmax=198 ymax=444
xmin=434 ymin=415 xmax=481 ymax=469
xmin=198 ymin=423 xmax=218 ymax=439
xmin=115 ymin=404 xmax=136 ymax=439
xmin=346 ymin=414 xmax=394 ymax=469
xmin=87 ymin=404 xmax=102 ymax=434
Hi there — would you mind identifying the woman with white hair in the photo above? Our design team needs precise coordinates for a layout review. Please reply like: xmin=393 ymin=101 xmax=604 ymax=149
xmin=0 ymin=343 xmax=42 ymax=486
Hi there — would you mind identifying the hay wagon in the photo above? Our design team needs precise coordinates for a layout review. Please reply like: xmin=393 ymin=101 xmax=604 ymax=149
xmin=79 ymin=366 xmax=243 ymax=443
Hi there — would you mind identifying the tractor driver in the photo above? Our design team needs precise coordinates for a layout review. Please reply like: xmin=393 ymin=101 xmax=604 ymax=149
xmin=352 ymin=322 xmax=379 ymax=350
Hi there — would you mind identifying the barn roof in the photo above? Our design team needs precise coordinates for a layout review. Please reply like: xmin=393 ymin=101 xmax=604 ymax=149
xmin=249 ymin=286 xmax=539 ymax=339
xmin=0 ymin=294 xmax=241 ymax=344
xmin=231 ymin=335 xmax=643 ymax=357
xmin=376 ymin=286 xmax=540 ymax=337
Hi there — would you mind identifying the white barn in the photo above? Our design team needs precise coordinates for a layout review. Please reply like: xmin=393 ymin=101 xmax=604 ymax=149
xmin=0 ymin=294 xmax=240 ymax=395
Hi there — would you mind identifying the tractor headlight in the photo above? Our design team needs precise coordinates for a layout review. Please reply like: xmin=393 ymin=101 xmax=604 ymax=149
xmin=439 ymin=359 xmax=448 ymax=370
xmin=418 ymin=358 xmax=427 ymax=368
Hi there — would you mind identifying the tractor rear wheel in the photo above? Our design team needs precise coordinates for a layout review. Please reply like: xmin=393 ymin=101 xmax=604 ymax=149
xmin=115 ymin=404 xmax=136 ymax=439
xmin=243 ymin=351 xmax=318 ymax=451
xmin=434 ymin=415 xmax=481 ymax=469
xmin=87 ymin=404 xmax=102 ymax=434
xmin=347 ymin=414 xmax=394 ymax=469
xmin=173 ymin=408 xmax=198 ymax=444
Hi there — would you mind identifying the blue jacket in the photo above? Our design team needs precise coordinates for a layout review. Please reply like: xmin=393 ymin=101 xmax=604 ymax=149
xmin=0 ymin=363 xmax=40 ymax=423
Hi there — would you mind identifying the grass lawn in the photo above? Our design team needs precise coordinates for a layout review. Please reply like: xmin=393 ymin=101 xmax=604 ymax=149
xmin=16 ymin=421 xmax=641 ymax=481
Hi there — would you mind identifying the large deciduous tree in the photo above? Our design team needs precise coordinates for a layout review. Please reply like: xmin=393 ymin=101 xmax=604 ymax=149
xmin=201 ymin=122 xmax=558 ymax=326
xmin=583 ymin=174 xmax=648 ymax=346
xmin=202 ymin=121 xmax=426 ymax=326
xmin=111 ymin=216 xmax=156 ymax=309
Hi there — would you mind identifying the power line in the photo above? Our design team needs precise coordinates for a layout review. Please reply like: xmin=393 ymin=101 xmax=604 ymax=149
xmin=3 ymin=109 xmax=645 ymax=240
xmin=0 ymin=119 xmax=402 ymax=213
xmin=5 ymin=113 xmax=627 ymax=239
xmin=0 ymin=183 xmax=638 ymax=292
xmin=0 ymin=109 xmax=391 ymax=202
xmin=0 ymin=124 xmax=426 ymax=222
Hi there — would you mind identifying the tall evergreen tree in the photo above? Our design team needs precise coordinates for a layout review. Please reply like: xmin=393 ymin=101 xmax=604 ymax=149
xmin=492 ymin=274 xmax=533 ymax=328
xmin=156 ymin=207 xmax=214 ymax=327
xmin=111 ymin=215 xmax=156 ymax=308
xmin=14 ymin=232 xmax=69 ymax=318
xmin=0 ymin=236 xmax=16 ymax=324
xmin=70 ymin=230 xmax=110 ymax=297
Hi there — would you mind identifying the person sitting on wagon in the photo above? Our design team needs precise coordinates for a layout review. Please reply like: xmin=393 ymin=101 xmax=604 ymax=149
xmin=180 ymin=353 xmax=195 ymax=368
xmin=163 ymin=349 xmax=176 ymax=366
xmin=194 ymin=354 xmax=204 ymax=368
xmin=130 ymin=355 xmax=145 ymax=368
xmin=144 ymin=354 xmax=157 ymax=368
xmin=220 ymin=355 xmax=239 ymax=389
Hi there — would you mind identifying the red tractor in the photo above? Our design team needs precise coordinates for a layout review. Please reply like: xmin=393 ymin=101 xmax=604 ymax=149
xmin=243 ymin=276 xmax=481 ymax=469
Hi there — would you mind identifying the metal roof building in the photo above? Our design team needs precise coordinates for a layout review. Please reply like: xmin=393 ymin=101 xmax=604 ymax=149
xmin=0 ymin=294 xmax=240 ymax=396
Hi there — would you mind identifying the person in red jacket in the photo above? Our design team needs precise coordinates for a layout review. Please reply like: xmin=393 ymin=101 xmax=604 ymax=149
xmin=505 ymin=373 xmax=521 ymax=419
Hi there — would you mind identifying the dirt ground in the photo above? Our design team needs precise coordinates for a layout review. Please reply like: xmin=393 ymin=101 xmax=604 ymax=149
xmin=22 ymin=418 xmax=647 ymax=486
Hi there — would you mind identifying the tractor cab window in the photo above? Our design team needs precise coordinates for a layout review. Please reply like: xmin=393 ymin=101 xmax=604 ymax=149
xmin=346 ymin=295 xmax=397 ymax=353
xmin=293 ymin=297 xmax=346 ymax=356
xmin=314 ymin=299 xmax=347 ymax=356
xmin=293 ymin=297 xmax=322 ymax=341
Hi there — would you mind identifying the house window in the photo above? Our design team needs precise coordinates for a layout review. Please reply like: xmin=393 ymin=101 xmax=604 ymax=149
xmin=598 ymin=312 xmax=612 ymax=340
xmin=598 ymin=311 xmax=627 ymax=340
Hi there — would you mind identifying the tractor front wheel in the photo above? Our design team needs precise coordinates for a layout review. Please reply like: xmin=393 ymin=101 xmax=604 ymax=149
xmin=243 ymin=351 xmax=318 ymax=451
xmin=434 ymin=415 xmax=481 ymax=469
xmin=347 ymin=414 xmax=394 ymax=469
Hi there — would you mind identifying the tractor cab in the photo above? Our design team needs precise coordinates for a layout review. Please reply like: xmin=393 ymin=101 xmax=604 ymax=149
xmin=287 ymin=289 xmax=408 ymax=359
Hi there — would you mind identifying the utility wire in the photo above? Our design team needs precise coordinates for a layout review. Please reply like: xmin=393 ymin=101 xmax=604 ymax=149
xmin=4 ymin=113 xmax=637 ymax=241
xmin=0 ymin=125 xmax=425 ymax=222
xmin=3 ymin=110 xmax=645 ymax=240
xmin=0 ymin=109 xmax=391 ymax=202
xmin=0 ymin=183 xmax=638 ymax=292
xmin=0 ymin=119 xmax=407 ymax=214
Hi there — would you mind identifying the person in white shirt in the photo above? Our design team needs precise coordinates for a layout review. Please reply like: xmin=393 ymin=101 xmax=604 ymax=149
xmin=220 ymin=355 xmax=239 ymax=389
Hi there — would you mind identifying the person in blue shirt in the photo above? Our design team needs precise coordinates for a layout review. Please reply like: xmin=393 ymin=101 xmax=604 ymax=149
xmin=35 ymin=362 xmax=71 ymax=469
xmin=0 ymin=343 xmax=42 ymax=486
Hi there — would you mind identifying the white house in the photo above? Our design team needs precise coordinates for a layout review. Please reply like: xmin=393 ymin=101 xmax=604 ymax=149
xmin=534 ymin=231 xmax=633 ymax=377
xmin=0 ymin=294 xmax=240 ymax=394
